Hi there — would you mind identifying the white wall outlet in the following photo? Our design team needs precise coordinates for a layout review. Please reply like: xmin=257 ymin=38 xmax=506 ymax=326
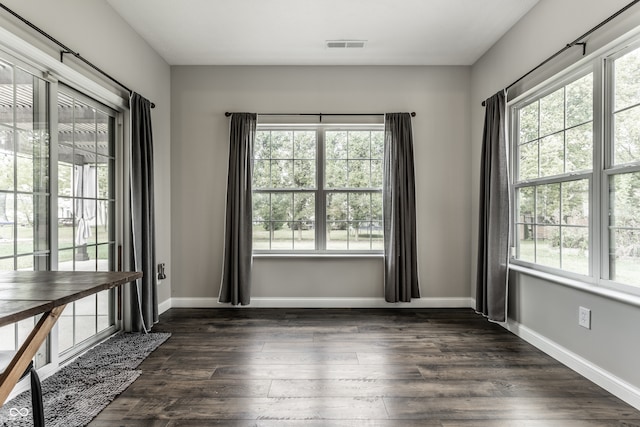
xmin=578 ymin=306 xmax=591 ymax=329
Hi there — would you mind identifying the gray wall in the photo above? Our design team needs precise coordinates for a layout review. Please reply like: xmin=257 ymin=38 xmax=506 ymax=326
xmin=509 ymin=274 xmax=640 ymax=387
xmin=170 ymin=65 xmax=471 ymax=302
xmin=5 ymin=0 xmax=639 ymax=408
xmin=471 ymin=0 xmax=640 ymax=400
xmin=0 ymin=0 xmax=172 ymax=306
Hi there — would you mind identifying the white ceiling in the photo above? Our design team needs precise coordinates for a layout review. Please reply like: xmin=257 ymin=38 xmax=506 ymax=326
xmin=106 ymin=0 xmax=539 ymax=66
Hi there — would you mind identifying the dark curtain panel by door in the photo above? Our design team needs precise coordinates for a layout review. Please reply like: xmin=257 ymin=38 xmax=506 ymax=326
xmin=476 ymin=91 xmax=509 ymax=322
xmin=219 ymin=113 xmax=256 ymax=305
xmin=383 ymin=113 xmax=420 ymax=302
xmin=129 ymin=92 xmax=157 ymax=332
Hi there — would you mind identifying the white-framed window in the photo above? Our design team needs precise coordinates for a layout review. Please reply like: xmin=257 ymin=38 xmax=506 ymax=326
xmin=512 ymin=71 xmax=593 ymax=276
xmin=252 ymin=125 xmax=384 ymax=253
xmin=510 ymin=36 xmax=640 ymax=296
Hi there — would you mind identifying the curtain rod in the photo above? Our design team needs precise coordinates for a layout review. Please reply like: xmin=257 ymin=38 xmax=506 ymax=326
xmin=481 ymin=0 xmax=640 ymax=106
xmin=225 ymin=112 xmax=416 ymax=121
xmin=0 ymin=3 xmax=156 ymax=109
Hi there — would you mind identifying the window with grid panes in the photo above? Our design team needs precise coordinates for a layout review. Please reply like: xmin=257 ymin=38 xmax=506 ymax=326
xmin=513 ymin=72 xmax=593 ymax=275
xmin=252 ymin=126 xmax=384 ymax=252
xmin=511 ymin=36 xmax=640 ymax=296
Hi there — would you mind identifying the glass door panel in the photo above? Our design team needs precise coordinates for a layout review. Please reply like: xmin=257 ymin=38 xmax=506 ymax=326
xmin=0 ymin=57 xmax=50 ymax=368
xmin=56 ymin=88 xmax=117 ymax=358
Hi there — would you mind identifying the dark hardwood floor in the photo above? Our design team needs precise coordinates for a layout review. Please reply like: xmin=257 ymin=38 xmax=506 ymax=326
xmin=89 ymin=308 xmax=640 ymax=426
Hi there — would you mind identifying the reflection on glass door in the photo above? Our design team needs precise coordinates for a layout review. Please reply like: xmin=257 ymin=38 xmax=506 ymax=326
xmin=56 ymin=89 xmax=117 ymax=356
xmin=0 ymin=57 xmax=50 ymax=368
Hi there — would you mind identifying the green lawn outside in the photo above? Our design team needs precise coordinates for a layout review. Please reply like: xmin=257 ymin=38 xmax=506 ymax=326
xmin=253 ymin=227 xmax=383 ymax=250
xmin=0 ymin=224 xmax=112 ymax=270
xmin=517 ymin=239 xmax=640 ymax=286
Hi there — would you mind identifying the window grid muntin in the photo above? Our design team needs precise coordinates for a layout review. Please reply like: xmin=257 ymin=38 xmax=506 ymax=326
xmin=254 ymin=129 xmax=317 ymax=190
xmin=322 ymin=129 xmax=383 ymax=252
xmin=253 ymin=128 xmax=319 ymax=251
xmin=0 ymin=64 xmax=50 ymax=267
xmin=56 ymin=89 xmax=116 ymax=273
xmin=512 ymin=66 xmax=595 ymax=279
xmin=325 ymin=189 xmax=383 ymax=251
xmin=325 ymin=129 xmax=383 ymax=190
xmin=252 ymin=189 xmax=317 ymax=251
xmin=516 ymin=73 xmax=594 ymax=184
xmin=609 ymin=42 xmax=640 ymax=169
xmin=606 ymin=166 xmax=640 ymax=287
xmin=514 ymin=175 xmax=591 ymax=275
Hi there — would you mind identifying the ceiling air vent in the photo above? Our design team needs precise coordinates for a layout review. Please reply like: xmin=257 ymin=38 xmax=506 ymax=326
xmin=326 ymin=40 xmax=367 ymax=49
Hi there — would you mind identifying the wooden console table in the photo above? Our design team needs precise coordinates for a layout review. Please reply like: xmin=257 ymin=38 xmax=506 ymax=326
xmin=0 ymin=270 xmax=142 ymax=406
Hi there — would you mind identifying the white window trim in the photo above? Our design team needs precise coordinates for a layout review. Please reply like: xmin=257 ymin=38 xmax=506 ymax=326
xmin=253 ymin=252 xmax=384 ymax=259
xmin=253 ymin=123 xmax=385 ymax=255
xmin=509 ymin=263 xmax=640 ymax=308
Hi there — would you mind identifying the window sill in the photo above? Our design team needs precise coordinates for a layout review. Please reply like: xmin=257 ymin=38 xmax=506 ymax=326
xmin=508 ymin=263 xmax=640 ymax=308
xmin=253 ymin=252 xmax=384 ymax=259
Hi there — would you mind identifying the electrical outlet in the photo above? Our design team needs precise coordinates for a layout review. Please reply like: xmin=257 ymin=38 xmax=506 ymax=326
xmin=579 ymin=306 xmax=591 ymax=329
xmin=157 ymin=263 xmax=166 ymax=280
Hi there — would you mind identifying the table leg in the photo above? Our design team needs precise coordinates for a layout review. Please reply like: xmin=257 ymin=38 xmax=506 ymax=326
xmin=0 ymin=304 xmax=66 ymax=406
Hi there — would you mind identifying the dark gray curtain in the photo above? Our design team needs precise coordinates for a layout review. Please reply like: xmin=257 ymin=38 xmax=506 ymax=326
xmin=219 ymin=113 xmax=256 ymax=305
xmin=476 ymin=90 xmax=509 ymax=322
xmin=383 ymin=113 xmax=420 ymax=302
xmin=129 ymin=92 xmax=157 ymax=332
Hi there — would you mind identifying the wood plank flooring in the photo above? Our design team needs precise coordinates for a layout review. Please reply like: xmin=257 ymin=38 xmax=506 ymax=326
xmin=89 ymin=308 xmax=640 ymax=426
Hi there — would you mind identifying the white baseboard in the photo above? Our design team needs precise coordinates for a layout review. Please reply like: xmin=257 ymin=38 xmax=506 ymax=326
xmin=158 ymin=298 xmax=172 ymax=315
xmin=169 ymin=296 xmax=474 ymax=309
xmin=503 ymin=320 xmax=640 ymax=411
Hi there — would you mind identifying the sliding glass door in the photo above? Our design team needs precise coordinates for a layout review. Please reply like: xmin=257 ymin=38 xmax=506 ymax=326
xmin=0 ymin=50 xmax=121 ymax=365
xmin=56 ymin=88 xmax=118 ymax=357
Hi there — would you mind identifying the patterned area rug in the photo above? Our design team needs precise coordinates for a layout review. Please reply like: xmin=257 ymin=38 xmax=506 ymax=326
xmin=0 ymin=332 xmax=170 ymax=427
